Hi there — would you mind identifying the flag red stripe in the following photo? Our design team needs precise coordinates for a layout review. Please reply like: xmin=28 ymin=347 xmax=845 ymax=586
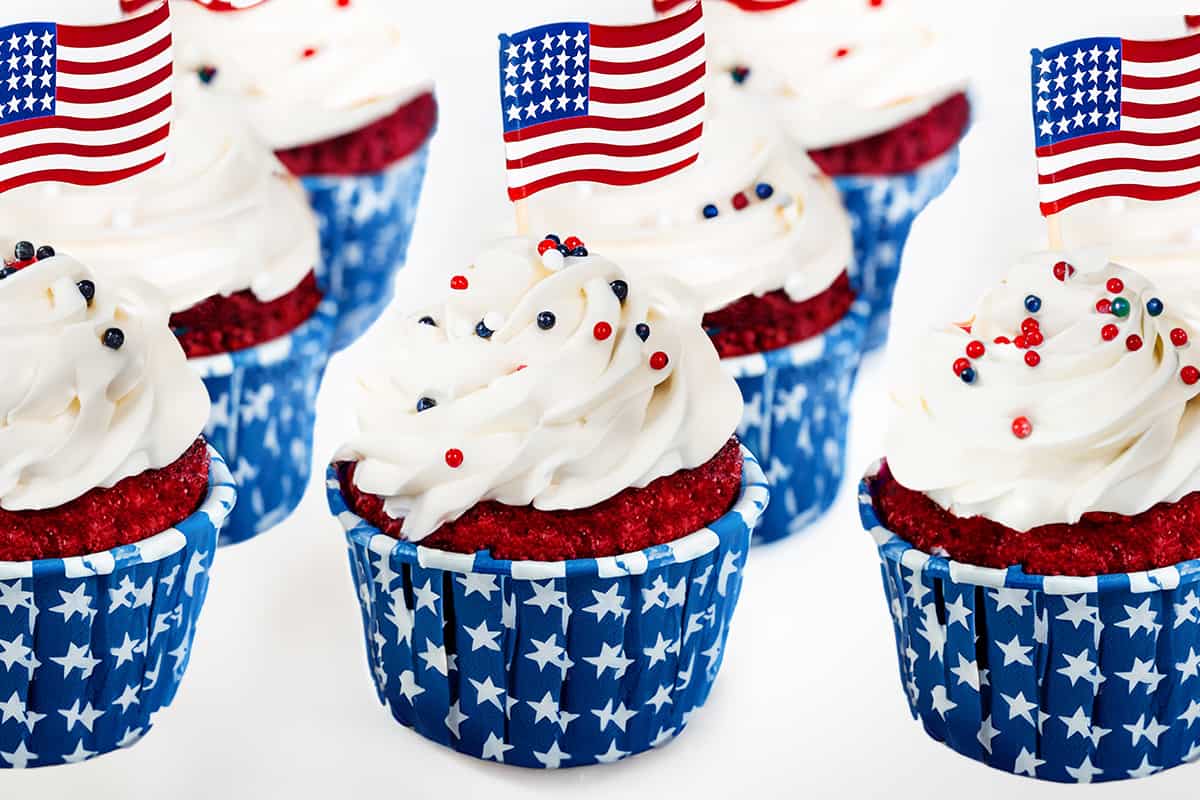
xmin=1121 ymin=64 xmax=1200 ymax=91
xmin=57 ymin=3 xmax=169 ymax=49
xmin=588 ymin=63 xmax=705 ymax=104
xmin=1121 ymin=96 xmax=1200 ymax=119
xmin=57 ymin=33 xmax=171 ymax=76
xmin=55 ymin=63 xmax=172 ymax=105
xmin=653 ymin=0 xmax=796 ymax=12
xmin=505 ymin=124 xmax=703 ymax=169
xmin=0 ymin=155 xmax=165 ymax=194
xmin=1121 ymin=33 xmax=1200 ymax=63
xmin=504 ymin=93 xmax=705 ymax=142
xmin=1038 ymin=151 xmax=1200 ymax=183
xmin=1035 ymin=121 xmax=1200 ymax=157
xmin=0 ymin=93 xmax=171 ymax=136
xmin=590 ymin=32 xmax=704 ymax=76
xmin=507 ymin=154 xmax=699 ymax=201
xmin=591 ymin=2 xmax=701 ymax=48
xmin=0 ymin=124 xmax=170 ymax=167
xmin=1041 ymin=180 xmax=1200 ymax=215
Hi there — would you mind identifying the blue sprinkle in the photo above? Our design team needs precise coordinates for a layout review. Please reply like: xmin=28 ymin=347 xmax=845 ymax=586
xmin=1024 ymin=294 xmax=1042 ymax=313
xmin=416 ymin=397 xmax=437 ymax=412
xmin=1147 ymin=297 xmax=1164 ymax=317
xmin=702 ymin=204 xmax=719 ymax=219
xmin=960 ymin=366 xmax=976 ymax=384
xmin=755 ymin=183 xmax=774 ymax=200
xmin=475 ymin=321 xmax=493 ymax=339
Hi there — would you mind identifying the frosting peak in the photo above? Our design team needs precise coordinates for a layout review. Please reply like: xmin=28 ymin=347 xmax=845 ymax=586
xmin=0 ymin=254 xmax=210 ymax=511
xmin=887 ymin=254 xmax=1200 ymax=532
xmin=341 ymin=238 xmax=744 ymax=540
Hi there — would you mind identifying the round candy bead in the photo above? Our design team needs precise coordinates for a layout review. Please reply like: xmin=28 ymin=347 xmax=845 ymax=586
xmin=959 ymin=366 xmax=976 ymax=384
xmin=1184 ymin=366 xmax=1200 ymax=386
xmin=1011 ymin=416 xmax=1033 ymax=439
xmin=1013 ymin=335 xmax=1028 ymax=349
xmin=12 ymin=241 xmax=33 ymax=261
xmin=1107 ymin=277 xmax=1125 ymax=294
xmin=1126 ymin=334 xmax=1143 ymax=352
xmin=994 ymin=336 xmax=1011 ymax=344
xmin=102 ymin=328 xmax=125 ymax=350
xmin=564 ymin=236 xmax=584 ymax=250
xmin=543 ymin=234 xmax=561 ymax=244
xmin=755 ymin=183 xmax=774 ymax=200
xmin=1095 ymin=298 xmax=1111 ymax=314
xmin=1110 ymin=297 xmax=1130 ymax=318
xmin=649 ymin=351 xmax=669 ymax=370
xmin=1053 ymin=261 xmax=1074 ymax=281
xmin=731 ymin=192 xmax=749 ymax=210
xmin=1021 ymin=317 xmax=1040 ymax=334
xmin=635 ymin=323 xmax=650 ymax=341
xmin=475 ymin=321 xmax=493 ymax=339
xmin=1024 ymin=351 xmax=1041 ymax=367
xmin=1147 ymin=297 xmax=1164 ymax=316
xmin=569 ymin=246 xmax=588 ymax=257
xmin=965 ymin=340 xmax=985 ymax=359
xmin=418 ymin=316 xmax=437 ymax=326
xmin=445 ymin=449 xmax=464 ymax=469
xmin=610 ymin=280 xmax=628 ymax=303
xmin=76 ymin=280 xmax=95 ymax=304
xmin=557 ymin=244 xmax=570 ymax=256
xmin=450 ymin=275 xmax=469 ymax=291
xmin=1025 ymin=330 xmax=1044 ymax=347
xmin=702 ymin=204 xmax=719 ymax=219
xmin=537 ymin=239 xmax=558 ymax=255
xmin=1101 ymin=324 xmax=1119 ymax=341
xmin=952 ymin=357 xmax=970 ymax=376
xmin=416 ymin=397 xmax=437 ymax=412
xmin=537 ymin=311 xmax=556 ymax=330
xmin=593 ymin=322 xmax=612 ymax=341
xmin=35 ymin=245 xmax=54 ymax=260
xmin=541 ymin=249 xmax=566 ymax=271
xmin=1172 ymin=328 xmax=1189 ymax=347
xmin=1024 ymin=295 xmax=1042 ymax=313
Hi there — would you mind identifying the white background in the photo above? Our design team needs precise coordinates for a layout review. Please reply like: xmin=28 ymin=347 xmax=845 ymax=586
xmin=9 ymin=2 xmax=1200 ymax=798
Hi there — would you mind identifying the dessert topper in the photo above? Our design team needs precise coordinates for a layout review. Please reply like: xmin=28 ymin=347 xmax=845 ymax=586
xmin=0 ymin=2 xmax=172 ymax=194
xmin=1030 ymin=31 xmax=1200 ymax=243
xmin=496 ymin=2 xmax=707 ymax=206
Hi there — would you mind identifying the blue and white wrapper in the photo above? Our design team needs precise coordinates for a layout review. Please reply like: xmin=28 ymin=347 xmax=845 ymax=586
xmin=303 ymin=141 xmax=432 ymax=352
xmin=862 ymin=461 xmax=1200 ymax=783
xmin=723 ymin=300 xmax=868 ymax=543
xmin=833 ymin=148 xmax=960 ymax=352
xmin=327 ymin=447 xmax=768 ymax=768
xmin=191 ymin=299 xmax=336 ymax=546
xmin=0 ymin=447 xmax=235 ymax=769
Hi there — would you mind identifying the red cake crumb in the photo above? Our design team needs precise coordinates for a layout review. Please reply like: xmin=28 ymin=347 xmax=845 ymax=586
xmin=704 ymin=271 xmax=855 ymax=359
xmin=0 ymin=438 xmax=210 ymax=562
xmin=871 ymin=463 xmax=1200 ymax=576
xmin=171 ymin=271 xmax=322 ymax=358
xmin=341 ymin=437 xmax=744 ymax=561
xmin=808 ymin=93 xmax=970 ymax=177
xmin=275 ymin=92 xmax=437 ymax=177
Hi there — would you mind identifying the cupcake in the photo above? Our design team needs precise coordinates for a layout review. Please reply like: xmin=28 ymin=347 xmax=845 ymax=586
xmin=659 ymin=0 xmax=970 ymax=350
xmin=0 ymin=84 xmax=333 ymax=545
xmin=327 ymin=238 xmax=768 ymax=767
xmin=524 ymin=88 xmax=867 ymax=541
xmin=863 ymin=253 xmax=1200 ymax=782
xmin=0 ymin=251 xmax=236 ymax=768
xmin=170 ymin=0 xmax=437 ymax=350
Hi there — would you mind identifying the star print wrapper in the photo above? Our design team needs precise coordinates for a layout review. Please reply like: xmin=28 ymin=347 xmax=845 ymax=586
xmin=861 ymin=460 xmax=1200 ymax=784
xmin=302 ymin=141 xmax=432 ymax=352
xmin=0 ymin=447 xmax=236 ymax=769
xmin=325 ymin=447 xmax=768 ymax=768
xmin=725 ymin=299 xmax=868 ymax=543
xmin=192 ymin=298 xmax=336 ymax=546
xmin=833 ymin=147 xmax=962 ymax=352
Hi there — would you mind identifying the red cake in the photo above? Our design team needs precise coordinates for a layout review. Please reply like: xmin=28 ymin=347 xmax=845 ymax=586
xmin=705 ymin=272 xmax=856 ymax=359
xmin=0 ymin=438 xmax=210 ymax=562
xmin=342 ymin=437 xmax=743 ymax=561
xmin=871 ymin=462 xmax=1200 ymax=577
xmin=808 ymin=92 xmax=970 ymax=177
xmin=172 ymin=272 xmax=324 ymax=359
xmin=275 ymin=93 xmax=438 ymax=177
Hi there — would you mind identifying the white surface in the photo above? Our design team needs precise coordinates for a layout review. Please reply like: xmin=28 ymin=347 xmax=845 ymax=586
xmin=11 ymin=1 xmax=1200 ymax=798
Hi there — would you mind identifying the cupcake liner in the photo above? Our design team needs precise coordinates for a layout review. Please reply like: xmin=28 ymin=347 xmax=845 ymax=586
xmin=723 ymin=299 xmax=868 ymax=543
xmin=0 ymin=447 xmax=235 ymax=769
xmin=302 ymin=141 xmax=432 ymax=352
xmin=861 ymin=460 xmax=1200 ymax=784
xmin=833 ymin=148 xmax=961 ymax=352
xmin=191 ymin=299 xmax=336 ymax=546
xmin=326 ymin=447 xmax=768 ymax=768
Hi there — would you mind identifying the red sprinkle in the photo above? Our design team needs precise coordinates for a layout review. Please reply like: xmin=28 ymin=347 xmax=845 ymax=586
xmin=952 ymin=357 xmax=971 ymax=376
xmin=564 ymin=236 xmax=584 ymax=250
xmin=537 ymin=239 xmax=558 ymax=255
xmin=994 ymin=336 xmax=1010 ymax=345
xmin=1014 ymin=335 xmax=1029 ymax=349
xmin=1101 ymin=324 xmax=1119 ymax=342
xmin=834 ymin=46 xmax=851 ymax=58
xmin=649 ymin=351 xmax=670 ymax=370
xmin=1096 ymin=298 xmax=1112 ymax=314
xmin=1184 ymin=366 xmax=1200 ymax=386
xmin=1053 ymin=261 xmax=1074 ymax=281
xmin=731 ymin=192 xmax=749 ymax=210
xmin=1025 ymin=330 xmax=1044 ymax=347
xmin=450 ymin=275 xmax=469 ymax=291
xmin=1172 ymin=328 xmax=1189 ymax=347
xmin=965 ymin=340 xmax=985 ymax=359
xmin=593 ymin=321 xmax=612 ymax=341
xmin=1126 ymin=334 xmax=1143 ymax=352
xmin=868 ymin=0 xmax=884 ymax=6
xmin=336 ymin=0 xmax=351 ymax=6
xmin=445 ymin=449 xmax=464 ymax=469
xmin=1021 ymin=318 xmax=1040 ymax=334
xmin=302 ymin=47 xmax=318 ymax=59
xmin=1012 ymin=416 xmax=1033 ymax=439
xmin=1024 ymin=351 xmax=1041 ymax=367
xmin=1107 ymin=277 xmax=1125 ymax=294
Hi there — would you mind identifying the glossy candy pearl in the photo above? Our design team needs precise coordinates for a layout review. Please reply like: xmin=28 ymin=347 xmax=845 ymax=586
xmin=35 ymin=245 xmax=54 ymax=260
xmin=730 ymin=65 xmax=750 ymax=84
xmin=966 ymin=340 xmax=985 ymax=359
xmin=475 ymin=321 xmax=494 ymax=339
xmin=13 ymin=241 xmax=33 ymax=261
xmin=1021 ymin=317 xmax=1039 ymax=334
xmin=537 ymin=239 xmax=558 ymax=255
xmin=635 ymin=323 xmax=650 ymax=341
xmin=1110 ymin=297 xmax=1130 ymax=318
xmin=755 ymin=182 xmax=774 ymax=200
xmin=541 ymin=248 xmax=565 ymax=271
xmin=569 ymin=246 xmax=588 ymax=257
xmin=450 ymin=275 xmax=468 ymax=291
xmin=1172 ymin=328 xmax=1189 ymax=347
xmin=593 ymin=322 xmax=612 ymax=341
xmin=1184 ymin=366 xmax=1200 ymax=386
xmin=959 ymin=366 xmax=976 ymax=384
xmin=1101 ymin=324 xmax=1119 ymax=342
xmin=1024 ymin=351 xmax=1041 ymax=367
xmin=649 ymin=351 xmax=669 ymax=370
xmin=537 ymin=311 xmax=556 ymax=330
xmin=1014 ymin=335 xmax=1028 ymax=349
xmin=609 ymin=280 xmax=628 ymax=303
xmin=197 ymin=66 xmax=217 ymax=84
xmin=952 ymin=357 xmax=970 ymax=376
xmin=1095 ymin=298 xmax=1112 ymax=314
xmin=1126 ymin=334 xmax=1143 ymax=352
xmin=1107 ymin=277 xmax=1125 ymax=294
xmin=543 ymin=234 xmax=561 ymax=245
xmin=1147 ymin=297 xmax=1164 ymax=316
xmin=994 ymin=336 xmax=1011 ymax=344
xmin=564 ymin=236 xmax=584 ymax=250
xmin=76 ymin=280 xmax=95 ymax=305
xmin=1053 ymin=261 xmax=1074 ymax=281
xmin=102 ymin=328 xmax=125 ymax=350
xmin=445 ymin=449 xmax=464 ymax=469
xmin=1024 ymin=295 xmax=1042 ymax=313
xmin=731 ymin=192 xmax=749 ymax=211
xmin=1011 ymin=416 xmax=1033 ymax=439
xmin=416 ymin=397 xmax=437 ymax=412
xmin=1025 ymin=330 xmax=1044 ymax=347
xmin=702 ymin=204 xmax=719 ymax=219
xmin=418 ymin=316 xmax=436 ymax=326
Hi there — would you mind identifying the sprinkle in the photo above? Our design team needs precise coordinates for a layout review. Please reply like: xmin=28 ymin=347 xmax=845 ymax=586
xmin=610 ymin=280 xmax=628 ymax=303
xmin=35 ymin=245 xmax=54 ymax=260
xmin=1184 ymin=366 xmax=1200 ymax=386
xmin=475 ymin=321 xmax=494 ymax=339
xmin=635 ymin=323 xmax=650 ymax=341
xmin=76 ymin=280 xmax=95 ymax=305
xmin=1021 ymin=317 xmax=1040 ymax=334
xmin=302 ymin=46 xmax=318 ymax=59
xmin=543 ymin=234 xmax=561 ymax=244
xmin=336 ymin=0 xmax=351 ymax=6
xmin=0 ymin=268 xmax=14 ymax=280
xmin=702 ymin=204 xmax=719 ymax=219
xmin=416 ymin=397 xmax=437 ymax=412
xmin=731 ymin=192 xmax=749 ymax=211
xmin=12 ymin=241 xmax=33 ymax=261
xmin=1126 ymin=334 xmax=1143 ymax=352
xmin=730 ymin=65 xmax=750 ymax=84
xmin=569 ymin=246 xmax=589 ymax=257
xmin=1172 ymin=328 xmax=1189 ymax=347
xmin=1147 ymin=297 xmax=1164 ymax=317
xmin=952 ymin=357 xmax=970 ymax=376
xmin=1052 ymin=261 xmax=1075 ymax=281
xmin=483 ymin=312 xmax=505 ymax=331
xmin=564 ymin=236 xmax=584 ymax=250
xmin=1101 ymin=324 xmax=1119 ymax=342
xmin=537 ymin=239 xmax=558 ymax=255
xmin=445 ymin=449 xmax=464 ymax=469
xmin=418 ymin=316 xmax=436 ymax=326
xmin=834 ymin=46 xmax=851 ymax=58
xmin=1110 ymin=297 xmax=1130 ymax=318
xmin=197 ymin=66 xmax=218 ymax=84
xmin=102 ymin=328 xmax=125 ymax=350
xmin=593 ymin=321 xmax=612 ymax=341
xmin=1107 ymin=277 xmax=1125 ymax=294
xmin=1014 ymin=335 xmax=1029 ymax=349
xmin=1096 ymin=298 xmax=1112 ymax=314
xmin=537 ymin=311 xmax=556 ymax=330
xmin=541 ymin=249 xmax=565 ymax=271
xmin=1024 ymin=351 xmax=1041 ymax=367
xmin=1024 ymin=295 xmax=1042 ymax=313
xmin=1025 ymin=330 xmax=1044 ymax=347
xmin=1012 ymin=416 xmax=1033 ymax=439
xmin=959 ymin=366 xmax=976 ymax=384
xmin=965 ymin=340 xmax=985 ymax=359
xmin=994 ymin=336 xmax=1010 ymax=344
xmin=450 ymin=275 xmax=468 ymax=291
xmin=649 ymin=351 xmax=669 ymax=370
xmin=755 ymin=182 xmax=774 ymax=200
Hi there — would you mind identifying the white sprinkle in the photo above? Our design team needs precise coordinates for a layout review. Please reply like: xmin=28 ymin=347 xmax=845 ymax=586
xmin=483 ymin=311 xmax=505 ymax=331
xmin=541 ymin=249 xmax=566 ymax=271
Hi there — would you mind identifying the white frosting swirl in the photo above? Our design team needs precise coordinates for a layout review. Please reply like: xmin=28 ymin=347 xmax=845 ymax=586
xmin=886 ymin=253 xmax=1200 ymax=532
xmin=340 ymin=238 xmax=743 ymax=540
xmin=693 ymin=0 xmax=966 ymax=149
xmin=0 ymin=255 xmax=210 ymax=511
xmin=522 ymin=89 xmax=852 ymax=312
xmin=172 ymin=0 xmax=434 ymax=149
xmin=0 ymin=83 xmax=317 ymax=313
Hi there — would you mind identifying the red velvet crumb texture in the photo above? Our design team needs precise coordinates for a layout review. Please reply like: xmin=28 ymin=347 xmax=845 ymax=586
xmin=276 ymin=92 xmax=438 ymax=177
xmin=0 ymin=438 xmax=210 ymax=562
xmin=341 ymin=437 xmax=744 ymax=562
xmin=808 ymin=92 xmax=970 ymax=177
xmin=872 ymin=462 xmax=1200 ymax=577
xmin=172 ymin=271 xmax=323 ymax=358
xmin=704 ymin=271 xmax=855 ymax=359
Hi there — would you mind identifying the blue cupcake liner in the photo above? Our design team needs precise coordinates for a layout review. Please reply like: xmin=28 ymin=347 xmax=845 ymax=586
xmin=833 ymin=148 xmax=961 ymax=352
xmin=326 ymin=447 xmax=768 ymax=768
xmin=302 ymin=141 xmax=432 ymax=352
xmin=0 ymin=446 xmax=236 ymax=769
xmin=861 ymin=460 xmax=1200 ymax=783
xmin=191 ymin=299 xmax=336 ymax=546
xmin=722 ymin=299 xmax=869 ymax=543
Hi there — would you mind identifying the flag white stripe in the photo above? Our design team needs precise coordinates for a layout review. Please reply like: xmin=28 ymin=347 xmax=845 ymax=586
xmin=0 ymin=107 xmax=171 ymax=153
xmin=589 ymin=18 xmax=703 ymax=64
xmin=506 ymin=139 xmax=700 ymax=188
xmin=504 ymin=107 xmax=705 ymax=159
xmin=1122 ymin=51 xmax=1200 ymax=80
xmin=0 ymin=143 xmax=165 ymax=184
xmin=55 ymin=46 xmax=171 ymax=91
xmin=55 ymin=19 xmax=170 ymax=64
xmin=588 ymin=46 xmax=704 ymax=91
xmin=55 ymin=83 xmax=170 ymax=118
xmin=1121 ymin=107 xmax=1200 ymax=133
xmin=1037 ymin=137 xmax=1200 ymax=173
xmin=589 ymin=85 xmax=703 ymax=119
xmin=1038 ymin=165 xmax=1200 ymax=203
xmin=1121 ymin=84 xmax=1200 ymax=105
